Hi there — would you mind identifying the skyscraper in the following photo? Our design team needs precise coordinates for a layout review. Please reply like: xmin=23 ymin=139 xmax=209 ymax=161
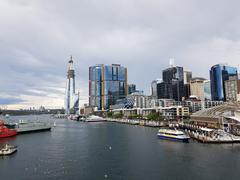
xmin=190 ymin=77 xmax=205 ymax=100
xmin=151 ymin=79 xmax=162 ymax=99
xmin=128 ymin=84 xmax=137 ymax=95
xmin=89 ymin=64 xmax=128 ymax=110
xmin=183 ymin=70 xmax=192 ymax=99
xmin=210 ymin=64 xmax=238 ymax=101
xmin=162 ymin=66 xmax=184 ymax=101
xmin=64 ymin=56 xmax=79 ymax=115
xmin=224 ymin=76 xmax=240 ymax=102
xmin=184 ymin=70 xmax=192 ymax=84
xmin=203 ymin=80 xmax=211 ymax=100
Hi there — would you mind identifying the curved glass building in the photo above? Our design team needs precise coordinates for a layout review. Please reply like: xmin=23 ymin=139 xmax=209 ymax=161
xmin=210 ymin=64 xmax=238 ymax=101
xmin=89 ymin=64 xmax=128 ymax=110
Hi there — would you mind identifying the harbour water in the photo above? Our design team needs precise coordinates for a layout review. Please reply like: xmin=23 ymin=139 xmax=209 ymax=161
xmin=0 ymin=115 xmax=240 ymax=180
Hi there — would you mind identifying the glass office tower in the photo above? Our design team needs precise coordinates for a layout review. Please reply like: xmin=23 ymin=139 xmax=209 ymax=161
xmin=203 ymin=80 xmax=211 ymax=100
xmin=89 ymin=64 xmax=128 ymax=110
xmin=161 ymin=66 xmax=184 ymax=101
xmin=128 ymin=84 xmax=137 ymax=95
xmin=210 ymin=64 xmax=238 ymax=101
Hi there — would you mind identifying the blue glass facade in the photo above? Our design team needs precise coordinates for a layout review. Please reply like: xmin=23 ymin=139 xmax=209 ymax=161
xmin=210 ymin=64 xmax=238 ymax=101
xmin=89 ymin=64 xmax=127 ymax=110
xmin=203 ymin=80 xmax=211 ymax=100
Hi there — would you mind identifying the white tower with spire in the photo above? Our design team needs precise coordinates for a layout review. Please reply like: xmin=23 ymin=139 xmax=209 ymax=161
xmin=64 ymin=56 xmax=79 ymax=115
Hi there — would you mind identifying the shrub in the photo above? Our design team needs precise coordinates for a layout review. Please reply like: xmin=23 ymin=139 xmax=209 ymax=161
xmin=113 ymin=112 xmax=123 ymax=119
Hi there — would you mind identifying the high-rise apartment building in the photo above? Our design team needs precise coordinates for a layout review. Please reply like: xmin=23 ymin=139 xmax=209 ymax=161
xmin=190 ymin=77 xmax=206 ymax=100
xmin=224 ymin=76 xmax=240 ymax=102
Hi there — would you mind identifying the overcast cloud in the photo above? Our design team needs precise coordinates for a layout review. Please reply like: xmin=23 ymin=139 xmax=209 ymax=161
xmin=1 ymin=0 xmax=240 ymax=109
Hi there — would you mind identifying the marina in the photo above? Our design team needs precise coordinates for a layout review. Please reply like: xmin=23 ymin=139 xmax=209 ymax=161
xmin=105 ymin=117 xmax=240 ymax=143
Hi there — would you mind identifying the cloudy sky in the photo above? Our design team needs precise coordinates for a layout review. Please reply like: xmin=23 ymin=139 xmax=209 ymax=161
xmin=1 ymin=0 xmax=240 ymax=109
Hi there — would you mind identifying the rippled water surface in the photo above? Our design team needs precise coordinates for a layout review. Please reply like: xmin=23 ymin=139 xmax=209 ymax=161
xmin=0 ymin=115 xmax=240 ymax=180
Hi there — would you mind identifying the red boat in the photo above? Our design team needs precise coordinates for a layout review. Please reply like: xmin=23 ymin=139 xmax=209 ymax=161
xmin=0 ymin=120 xmax=17 ymax=138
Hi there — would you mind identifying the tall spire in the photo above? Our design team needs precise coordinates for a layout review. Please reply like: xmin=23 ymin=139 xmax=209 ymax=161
xmin=69 ymin=55 xmax=73 ymax=63
xmin=68 ymin=55 xmax=74 ymax=71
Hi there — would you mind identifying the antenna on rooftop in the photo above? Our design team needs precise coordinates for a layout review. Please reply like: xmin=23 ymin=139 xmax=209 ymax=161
xmin=169 ymin=58 xmax=175 ymax=67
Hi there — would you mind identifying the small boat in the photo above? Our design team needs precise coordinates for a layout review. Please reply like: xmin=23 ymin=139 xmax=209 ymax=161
xmin=68 ymin=115 xmax=79 ymax=121
xmin=84 ymin=115 xmax=106 ymax=122
xmin=0 ymin=144 xmax=17 ymax=156
xmin=5 ymin=114 xmax=10 ymax=118
xmin=157 ymin=129 xmax=190 ymax=142
xmin=0 ymin=120 xmax=17 ymax=138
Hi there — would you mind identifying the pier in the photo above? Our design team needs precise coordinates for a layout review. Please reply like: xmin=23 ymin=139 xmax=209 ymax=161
xmin=170 ymin=123 xmax=240 ymax=143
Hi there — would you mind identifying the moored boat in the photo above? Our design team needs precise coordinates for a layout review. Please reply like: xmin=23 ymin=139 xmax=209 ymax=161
xmin=5 ymin=120 xmax=51 ymax=134
xmin=0 ymin=120 xmax=17 ymax=138
xmin=16 ymin=120 xmax=52 ymax=134
xmin=157 ymin=129 xmax=190 ymax=142
xmin=0 ymin=144 xmax=17 ymax=156
xmin=84 ymin=115 xmax=106 ymax=122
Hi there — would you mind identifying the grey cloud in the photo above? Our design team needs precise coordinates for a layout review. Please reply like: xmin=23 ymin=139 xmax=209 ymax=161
xmin=1 ymin=0 xmax=240 ymax=108
xmin=0 ymin=98 xmax=26 ymax=105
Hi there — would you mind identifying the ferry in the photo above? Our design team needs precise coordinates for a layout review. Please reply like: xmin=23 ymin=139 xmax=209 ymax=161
xmin=0 ymin=144 xmax=17 ymax=156
xmin=157 ymin=129 xmax=190 ymax=142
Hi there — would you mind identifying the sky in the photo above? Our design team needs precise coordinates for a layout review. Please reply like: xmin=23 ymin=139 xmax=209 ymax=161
xmin=1 ymin=0 xmax=240 ymax=109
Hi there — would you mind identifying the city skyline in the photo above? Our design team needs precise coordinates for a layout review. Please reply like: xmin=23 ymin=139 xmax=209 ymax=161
xmin=1 ymin=0 xmax=240 ymax=109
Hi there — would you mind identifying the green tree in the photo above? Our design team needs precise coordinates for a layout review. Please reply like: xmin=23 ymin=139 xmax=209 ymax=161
xmin=147 ymin=112 xmax=159 ymax=121
xmin=107 ymin=112 xmax=113 ymax=118
xmin=128 ymin=114 xmax=139 ymax=119
xmin=113 ymin=112 xmax=123 ymax=119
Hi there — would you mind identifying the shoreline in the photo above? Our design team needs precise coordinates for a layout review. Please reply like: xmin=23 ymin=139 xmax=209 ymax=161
xmin=105 ymin=118 xmax=169 ymax=128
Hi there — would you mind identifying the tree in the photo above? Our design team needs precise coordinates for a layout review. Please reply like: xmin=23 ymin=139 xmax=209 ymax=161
xmin=107 ymin=112 xmax=113 ymax=118
xmin=113 ymin=112 xmax=123 ymax=119
xmin=147 ymin=112 xmax=158 ymax=121
xmin=127 ymin=114 xmax=139 ymax=119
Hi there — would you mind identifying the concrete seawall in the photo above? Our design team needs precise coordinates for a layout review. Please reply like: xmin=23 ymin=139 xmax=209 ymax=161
xmin=106 ymin=118 xmax=167 ymax=128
